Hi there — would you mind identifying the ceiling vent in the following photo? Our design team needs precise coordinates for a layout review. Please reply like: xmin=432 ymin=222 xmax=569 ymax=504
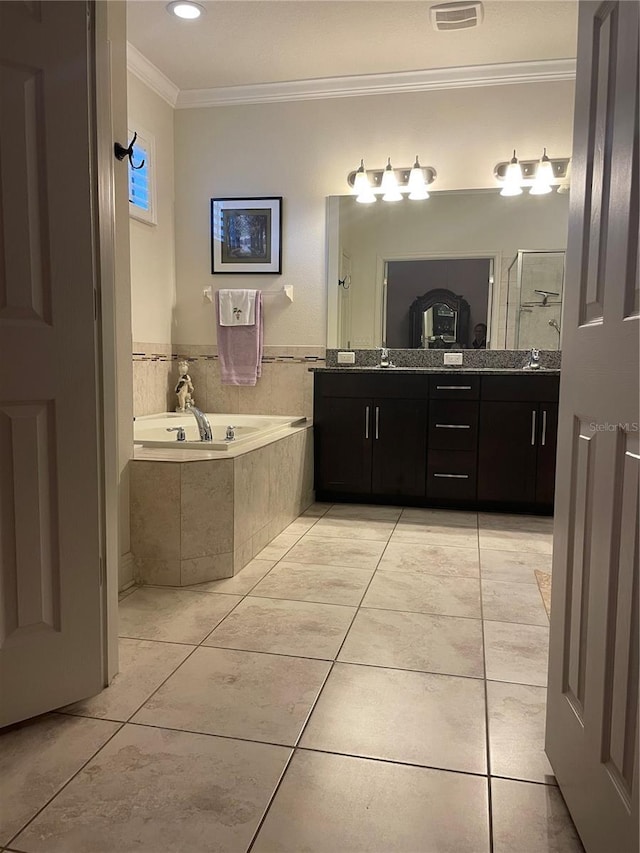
xmin=430 ymin=1 xmax=484 ymax=31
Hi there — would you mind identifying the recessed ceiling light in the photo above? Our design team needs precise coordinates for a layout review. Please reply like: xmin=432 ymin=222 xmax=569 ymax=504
xmin=167 ymin=1 xmax=205 ymax=20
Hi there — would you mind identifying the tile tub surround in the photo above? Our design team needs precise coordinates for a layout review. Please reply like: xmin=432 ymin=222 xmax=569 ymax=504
xmin=132 ymin=343 xmax=325 ymax=418
xmin=324 ymin=347 xmax=561 ymax=370
xmin=130 ymin=425 xmax=314 ymax=586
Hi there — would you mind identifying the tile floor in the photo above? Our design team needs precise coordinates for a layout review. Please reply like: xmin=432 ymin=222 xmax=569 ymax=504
xmin=1 ymin=505 xmax=586 ymax=853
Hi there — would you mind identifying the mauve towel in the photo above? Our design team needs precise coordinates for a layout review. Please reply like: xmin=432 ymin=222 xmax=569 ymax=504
xmin=216 ymin=290 xmax=264 ymax=385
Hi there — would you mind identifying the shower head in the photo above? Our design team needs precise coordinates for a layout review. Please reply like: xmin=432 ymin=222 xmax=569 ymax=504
xmin=548 ymin=319 xmax=561 ymax=335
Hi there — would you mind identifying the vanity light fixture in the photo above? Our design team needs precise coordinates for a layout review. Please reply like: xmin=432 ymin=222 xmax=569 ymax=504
xmin=529 ymin=148 xmax=554 ymax=195
xmin=494 ymin=151 xmax=571 ymax=195
xmin=347 ymin=157 xmax=437 ymax=202
xmin=167 ymin=1 xmax=205 ymax=19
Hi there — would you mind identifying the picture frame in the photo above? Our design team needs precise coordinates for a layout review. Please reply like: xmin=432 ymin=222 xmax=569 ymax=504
xmin=210 ymin=197 xmax=282 ymax=274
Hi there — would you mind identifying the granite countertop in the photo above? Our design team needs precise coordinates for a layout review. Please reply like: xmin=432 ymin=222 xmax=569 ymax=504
xmin=309 ymin=366 xmax=561 ymax=376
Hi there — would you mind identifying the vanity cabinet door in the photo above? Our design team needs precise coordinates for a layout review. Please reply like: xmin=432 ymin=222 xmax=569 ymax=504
xmin=477 ymin=401 xmax=538 ymax=504
xmin=314 ymin=396 xmax=372 ymax=494
xmin=371 ymin=398 xmax=427 ymax=497
xmin=535 ymin=402 xmax=558 ymax=508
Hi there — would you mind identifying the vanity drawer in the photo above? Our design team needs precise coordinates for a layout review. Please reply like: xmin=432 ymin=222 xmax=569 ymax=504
xmin=427 ymin=451 xmax=477 ymax=501
xmin=428 ymin=402 xmax=479 ymax=451
xmin=429 ymin=375 xmax=480 ymax=400
xmin=481 ymin=374 xmax=560 ymax=402
xmin=316 ymin=372 xmax=429 ymax=399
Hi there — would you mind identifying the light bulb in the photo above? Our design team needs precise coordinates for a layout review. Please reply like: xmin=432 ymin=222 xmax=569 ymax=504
xmin=381 ymin=158 xmax=402 ymax=201
xmin=530 ymin=149 xmax=554 ymax=195
xmin=407 ymin=155 xmax=429 ymax=199
xmin=500 ymin=150 xmax=523 ymax=197
xmin=353 ymin=160 xmax=371 ymax=195
xmin=356 ymin=189 xmax=377 ymax=204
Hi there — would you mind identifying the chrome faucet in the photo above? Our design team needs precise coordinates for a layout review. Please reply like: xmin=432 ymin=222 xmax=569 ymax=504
xmin=186 ymin=403 xmax=213 ymax=441
xmin=525 ymin=347 xmax=541 ymax=370
xmin=225 ymin=425 xmax=236 ymax=441
xmin=379 ymin=346 xmax=394 ymax=368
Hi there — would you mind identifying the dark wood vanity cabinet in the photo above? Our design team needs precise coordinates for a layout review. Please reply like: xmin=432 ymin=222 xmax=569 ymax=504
xmin=313 ymin=371 xmax=559 ymax=512
xmin=477 ymin=376 xmax=559 ymax=512
xmin=313 ymin=373 xmax=428 ymax=498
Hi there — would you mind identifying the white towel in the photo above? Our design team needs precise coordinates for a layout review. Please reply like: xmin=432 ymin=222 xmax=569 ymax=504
xmin=217 ymin=289 xmax=257 ymax=326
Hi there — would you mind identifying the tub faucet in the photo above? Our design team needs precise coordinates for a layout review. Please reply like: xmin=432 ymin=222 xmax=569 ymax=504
xmin=186 ymin=403 xmax=213 ymax=441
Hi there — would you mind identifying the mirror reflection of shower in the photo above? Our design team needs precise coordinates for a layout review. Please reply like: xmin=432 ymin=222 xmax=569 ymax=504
xmin=506 ymin=250 xmax=565 ymax=350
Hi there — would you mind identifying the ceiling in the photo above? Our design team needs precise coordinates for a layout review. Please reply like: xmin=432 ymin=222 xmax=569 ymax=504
xmin=126 ymin=0 xmax=578 ymax=92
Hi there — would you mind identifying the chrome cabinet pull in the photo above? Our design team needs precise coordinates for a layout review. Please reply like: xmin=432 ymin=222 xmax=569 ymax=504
xmin=375 ymin=406 xmax=380 ymax=439
xmin=436 ymin=385 xmax=472 ymax=391
xmin=531 ymin=410 xmax=537 ymax=446
xmin=365 ymin=406 xmax=370 ymax=439
xmin=433 ymin=473 xmax=469 ymax=479
xmin=541 ymin=409 xmax=547 ymax=446
xmin=435 ymin=423 xmax=471 ymax=429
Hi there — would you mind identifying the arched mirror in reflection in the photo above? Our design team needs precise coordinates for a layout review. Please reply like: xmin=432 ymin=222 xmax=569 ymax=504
xmin=410 ymin=288 xmax=470 ymax=349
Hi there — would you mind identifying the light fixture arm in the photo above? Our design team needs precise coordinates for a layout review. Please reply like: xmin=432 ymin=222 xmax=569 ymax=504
xmin=347 ymin=163 xmax=437 ymax=190
xmin=494 ymin=156 xmax=570 ymax=182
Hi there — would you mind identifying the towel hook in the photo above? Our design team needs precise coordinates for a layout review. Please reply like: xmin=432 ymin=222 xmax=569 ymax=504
xmin=114 ymin=131 xmax=145 ymax=170
xmin=338 ymin=275 xmax=351 ymax=290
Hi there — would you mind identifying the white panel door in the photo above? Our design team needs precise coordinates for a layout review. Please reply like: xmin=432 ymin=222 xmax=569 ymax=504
xmin=546 ymin=3 xmax=639 ymax=852
xmin=0 ymin=0 xmax=105 ymax=726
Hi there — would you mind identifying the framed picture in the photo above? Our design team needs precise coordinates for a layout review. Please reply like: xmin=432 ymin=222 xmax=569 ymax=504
xmin=211 ymin=197 xmax=282 ymax=274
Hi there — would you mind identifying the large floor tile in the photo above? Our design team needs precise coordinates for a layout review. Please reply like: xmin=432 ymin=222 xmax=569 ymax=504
xmin=188 ymin=558 xmax=276 ymax=595
xmin=202 ymin=596 xmax=355 ymax=659
xmin=281 ymin=516 xmax=320 ymax=536
xmin=478 ymin=515 xmax=553 ymax=555
xmin=13 ymin=724 xmax=290 ymax=853
xmin=482 ymin=579 xmax=549 ymax=626
xmin=480 ymin=549 xmax=552 ymax=584
xmin=0 ymin=713 xmax=119 ymax=847
xmin=325 ymin=503 xmax=402 ymax=522
xmin=252 ymin=750 xmax=490 ymax=853
xmin=61 ymin=638 xmax=192 ymax=722
xmin=487 ymin=682 xmax=556 ymax=785
xmin=391 ymin=524 xmax=479 ymax=549
xmin=491 ymin=778 xmax=584 ymax=853
xmin=301 ymin=663 xmax=487 ymax=774
xmin=378 ymin=541 xmax=480 ymax=577
xmin=250 ymin=561 xmax=374 ymax=606
xmin=301 ymin=502 xmax=332 ymax=517
xmin=484 ymin=620 xmax=550 ymax=686
xmin=132 ymin=646 xmax=330 ymax=745
xmin=400 ymin=508 xmax=478 ymax=528
xmin=307 ymin=516 xmax=396 ymax=541
xmin=118 ymin=587 xmax=241 ymax=644
xmin=363 ymin=570 xmax=481 ymax=618
xmin=338 ymin=607 xmax=484 ymax=678
xmin=284 ymin=536 xmax=386 ymax=570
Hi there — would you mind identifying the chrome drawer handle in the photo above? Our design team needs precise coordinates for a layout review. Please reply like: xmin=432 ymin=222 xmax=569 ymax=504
xmin=375 ymin=406 xmax=380 ymax=440
xmin=541 ymin=409 xmax=547 ymax=446
xmin=531 ymin=410 xmax=537 ymax=446
xmin=365 ymin=406 xmax=370 ymax=439
xmin=436 ymin=385 xmax=472 ymax=390
xmin=435 ymin=424 xmax=471 ymax=429
xmin=433 ymin=473 xmax=470 ymax=479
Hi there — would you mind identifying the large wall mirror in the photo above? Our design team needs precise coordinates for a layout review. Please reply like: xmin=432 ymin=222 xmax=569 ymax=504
xmin=326 ymin=189 xmax=569 ymax=350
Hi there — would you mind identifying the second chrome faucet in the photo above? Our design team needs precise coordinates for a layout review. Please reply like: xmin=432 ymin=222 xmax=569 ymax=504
xmin=187 ymin=404 xmax=213 ymax=441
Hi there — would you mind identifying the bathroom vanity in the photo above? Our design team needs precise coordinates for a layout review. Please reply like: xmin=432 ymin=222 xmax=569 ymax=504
xmin=313 ymin=368 xmax=559 ymax=514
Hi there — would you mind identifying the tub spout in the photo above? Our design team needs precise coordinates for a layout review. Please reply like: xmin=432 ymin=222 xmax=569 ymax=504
xmin=187 ymin=404 xmax=213 ymax=441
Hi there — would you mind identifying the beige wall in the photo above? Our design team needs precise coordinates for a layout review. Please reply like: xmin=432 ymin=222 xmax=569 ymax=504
xmin=173 ymin=80 xmax=575 ymax=347
xmin=128 ymin=72 xmax=176 ymax=344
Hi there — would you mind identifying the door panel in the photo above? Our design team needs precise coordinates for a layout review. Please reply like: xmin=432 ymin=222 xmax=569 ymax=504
xmin=546 ymin=3 xmax=639 ymax=851
xmin=477 ymin=401 xmax=537 ymax=504
xmin=0 ymin=1 xmax=105 ymax=726
xmin=371 ymin=398 xmax=427 ymax=496
xmin=314 ymin=397 xmax=372 ymax=494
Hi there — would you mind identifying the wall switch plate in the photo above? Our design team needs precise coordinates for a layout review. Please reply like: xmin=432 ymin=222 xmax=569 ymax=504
xmin=444 ymin=352 xmax=464 ymax=365
xmin=337 ymin=351 xmax=356 ymax=364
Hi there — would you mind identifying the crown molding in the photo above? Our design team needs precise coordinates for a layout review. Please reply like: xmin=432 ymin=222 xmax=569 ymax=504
xmin=175 ymin=58 xmax=576 ymax=109
xmin=127 ymin=43 xmax=179 ymax=108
